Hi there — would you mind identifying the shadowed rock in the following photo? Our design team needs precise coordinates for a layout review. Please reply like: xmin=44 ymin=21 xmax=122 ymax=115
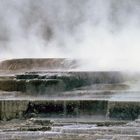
xmin=24 ymin=100 xmax=108 ymax=118
xmin=108 ymin=101 xmax=140 ymax=120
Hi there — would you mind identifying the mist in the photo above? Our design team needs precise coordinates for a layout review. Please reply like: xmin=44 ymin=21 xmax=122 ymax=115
xmin=0 ymin=0 xmax=140 ymax=71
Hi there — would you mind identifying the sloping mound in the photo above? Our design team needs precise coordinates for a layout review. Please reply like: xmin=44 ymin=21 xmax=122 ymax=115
xmin=0 ymin=58 xmax=78 ymax=71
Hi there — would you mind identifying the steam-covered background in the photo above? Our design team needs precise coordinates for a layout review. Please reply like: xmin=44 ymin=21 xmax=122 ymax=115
xmin=0 ymin=0 xmax=140 ymax=70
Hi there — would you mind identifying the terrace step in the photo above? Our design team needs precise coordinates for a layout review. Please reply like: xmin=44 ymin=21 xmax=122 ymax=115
xmin=0 ymin=70 xmax=139 ymax=121
xmin=0 ymin=71 xmax=127 ymax=93
xmin=0 ymin=58 xmax=78 ymax=71
xmin=0 ymin=99 xmax=140 ymax=121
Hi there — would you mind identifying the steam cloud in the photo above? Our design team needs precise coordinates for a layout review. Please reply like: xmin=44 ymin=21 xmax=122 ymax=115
xmin=0 ymin=0 xmax=140 ymax=71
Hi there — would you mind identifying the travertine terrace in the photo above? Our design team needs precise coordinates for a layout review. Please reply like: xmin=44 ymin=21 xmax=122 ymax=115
xmin=0 ymin=58 xmax=140 ymax=140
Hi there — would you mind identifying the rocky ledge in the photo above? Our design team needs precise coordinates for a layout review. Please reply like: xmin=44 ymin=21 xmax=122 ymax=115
xmin=0 ymin=58 xmax=140 ymax=140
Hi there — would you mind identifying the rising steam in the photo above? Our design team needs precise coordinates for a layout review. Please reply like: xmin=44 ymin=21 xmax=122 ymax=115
xmin=0 ymin=0 xmax=140 ymax=71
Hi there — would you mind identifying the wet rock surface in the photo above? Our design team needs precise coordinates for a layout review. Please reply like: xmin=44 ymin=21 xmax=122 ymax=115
xmin=0 ymin=59 xmax=140 ymax=139
xmin=0 ymin=71 xmax=125 ymax=92
xmin=0 ymin=118 xmax=140 ymax=140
